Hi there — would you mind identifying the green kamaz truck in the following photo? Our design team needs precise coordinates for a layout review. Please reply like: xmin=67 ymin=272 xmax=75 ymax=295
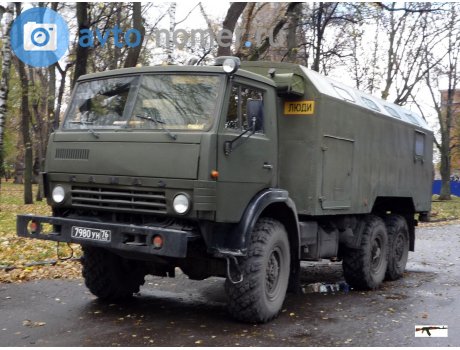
xmin=17 ymin=57 xmax=433 ymax=323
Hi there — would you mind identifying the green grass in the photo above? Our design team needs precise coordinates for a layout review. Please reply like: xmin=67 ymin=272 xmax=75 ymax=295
xmin=0 ymin=182 xmax=81 ymax=282
xmin=430 ymin=195 xmax=460 ymax=221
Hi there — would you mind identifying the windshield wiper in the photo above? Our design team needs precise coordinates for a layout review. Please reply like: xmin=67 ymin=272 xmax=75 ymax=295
xmin=134 ymin=114 xmax=177 ymax=140
xmin=69 ymin=120 xmax=100 ymax=139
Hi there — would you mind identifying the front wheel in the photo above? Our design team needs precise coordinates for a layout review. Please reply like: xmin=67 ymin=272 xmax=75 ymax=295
xmin=225 ymin=218 xmax=291 ymax=323
xmin=81 ymin=246 xmax=146 ymax=301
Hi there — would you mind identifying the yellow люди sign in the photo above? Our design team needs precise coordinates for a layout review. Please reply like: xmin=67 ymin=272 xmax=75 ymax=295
xmin=284 ymin=100 xmax=315 ymax=115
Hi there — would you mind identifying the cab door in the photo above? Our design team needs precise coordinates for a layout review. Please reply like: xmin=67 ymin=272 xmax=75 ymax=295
xmin=217 ymin=79 xmax=278 ymax=188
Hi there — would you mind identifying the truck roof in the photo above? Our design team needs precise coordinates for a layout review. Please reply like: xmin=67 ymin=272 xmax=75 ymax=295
xmin=77 ymin=60 xmax=429 ymax=131
xmin=241 ymin=61 xmax=430 ymax=131
xmin=76 ymin=65 xmax=276 ymax=87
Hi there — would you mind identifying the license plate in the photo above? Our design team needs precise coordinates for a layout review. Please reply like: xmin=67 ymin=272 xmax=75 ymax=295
xmin=71 ymin=226 xmax=111 ymax=242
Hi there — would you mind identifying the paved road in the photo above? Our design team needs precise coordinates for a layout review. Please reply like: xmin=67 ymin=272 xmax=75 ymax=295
xmin=1 ymin=224 xmax=459 ymax=346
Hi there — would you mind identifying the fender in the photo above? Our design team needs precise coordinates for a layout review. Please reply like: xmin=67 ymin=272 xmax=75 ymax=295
xmin=211 ymin=188 xmax=300 ymax=257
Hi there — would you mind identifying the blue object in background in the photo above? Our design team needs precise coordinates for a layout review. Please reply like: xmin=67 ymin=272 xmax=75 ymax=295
xmin=432 ymin=180 xmax=460 ymax=196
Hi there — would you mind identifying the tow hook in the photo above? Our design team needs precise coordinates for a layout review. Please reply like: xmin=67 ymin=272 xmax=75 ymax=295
xmin=225 ymin=255 xmax=243 ymax=284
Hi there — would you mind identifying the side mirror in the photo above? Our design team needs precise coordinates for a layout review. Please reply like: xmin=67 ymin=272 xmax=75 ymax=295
xmin=246 ymin=99 xmax=264 ymax=132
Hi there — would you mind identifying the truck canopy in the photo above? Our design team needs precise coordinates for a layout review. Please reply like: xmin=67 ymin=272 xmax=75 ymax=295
xmin=241 ymin=61 xmax=433 ymax=216
xmin=241 ymin=61 xmax=430 ymax=131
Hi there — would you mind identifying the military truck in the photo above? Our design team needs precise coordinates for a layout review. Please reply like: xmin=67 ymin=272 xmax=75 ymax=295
xmin=17 ymin=57 xmax=433 ymax=323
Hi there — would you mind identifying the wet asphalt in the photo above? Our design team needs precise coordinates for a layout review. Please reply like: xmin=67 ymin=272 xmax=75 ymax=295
xmin=1 ymin=224 xmax=459 ymax=347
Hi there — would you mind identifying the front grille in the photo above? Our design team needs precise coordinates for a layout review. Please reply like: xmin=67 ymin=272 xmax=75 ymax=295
xmin=55 ymin=148 xmax=90 ymax=160
xmin=71 ymin=186 xmax=167 ymax=214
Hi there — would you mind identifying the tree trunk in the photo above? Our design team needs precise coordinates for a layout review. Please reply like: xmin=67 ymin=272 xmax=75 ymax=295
xmin=72 ymin=2 xmax=90 ymax=88
xmin=110 ymin=9 xmax=122 ymax=70
xmin=247 ymin=3 xmax=300 ymax=61
xmin=286 ymin=3 xmax=302 ymax=63
xmin=166 ymin=3 xmax=176 ymax=64
xmin=0 ymin=3 xmax=14 ymax=191
xmin=439 ymin=150 xmax=452 ymax=200
xmin=312 ymin=2 xmax=324 ymax=72
xmin=48 ymin=64 xmax=56 ymax=131
xmin=426 ymin=4 xmax=459 ymax=200
xmin=17 ymin=59 xmax=33 ymax=204
xmin=55 ymin=64 xmax=71 ymax=128
xmin=124 ymin=3 xmax=145 ymax=68
xmin=14 ymin=3 xmax=33 ymax=204
xmin=217 ymin=2 xmax=247 ymax=57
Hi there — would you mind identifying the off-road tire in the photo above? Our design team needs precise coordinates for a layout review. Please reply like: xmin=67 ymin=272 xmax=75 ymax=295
xmin=342 ymin=215 xmax=388 ymax=290
xmin=225 ymin=218 xmax=290 ymax=323
xmin=81 ymin=246 xmax=146 ymax=301
xmin=384 ymin=215 xmax=409 ymax=281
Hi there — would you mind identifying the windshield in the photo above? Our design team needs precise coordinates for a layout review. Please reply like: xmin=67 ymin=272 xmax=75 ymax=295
xmin=63 ymin=74 xmax=223 ymax=131
xmin=63 ymin=76 xmax=138 ymax=129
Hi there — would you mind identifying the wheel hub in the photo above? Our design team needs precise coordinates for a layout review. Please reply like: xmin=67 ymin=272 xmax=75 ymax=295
xmin=266 ymin=250 xmax=281 ymax=297
xmin=394 ymin=234 xmax=404 ymax=260
xmin=371 ymin=238 xmax=382 ymax=270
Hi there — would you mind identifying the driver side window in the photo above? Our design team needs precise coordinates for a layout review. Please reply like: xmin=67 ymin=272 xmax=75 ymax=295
xmin=225 ymin=85 xmax=264 ymax=133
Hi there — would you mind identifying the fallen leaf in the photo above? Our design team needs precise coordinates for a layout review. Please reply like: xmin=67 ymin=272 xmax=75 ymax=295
xmin=23 ymin=320 xmax=46 ymax=327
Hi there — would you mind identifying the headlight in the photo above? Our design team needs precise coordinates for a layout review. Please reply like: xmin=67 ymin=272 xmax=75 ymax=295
xmin=52 ymin=185 xmax=66 ymax=203
xmin=222 ymin=57 xmax=240 ymax=74
xmin=173 ymin=194 xmax=191 ymax=215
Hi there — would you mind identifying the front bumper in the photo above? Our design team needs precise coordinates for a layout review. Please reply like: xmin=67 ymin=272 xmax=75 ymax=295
xmin=17 ymin=214 xmax=199 ymax=258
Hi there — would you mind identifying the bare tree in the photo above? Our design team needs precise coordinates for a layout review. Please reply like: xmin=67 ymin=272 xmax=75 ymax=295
xmin=72 ymin=2 xmax=90 ymax=87
xmin=13 ymin=3 xmax=33 ymax=203
xmin=195 ymin=3 xmax=218 ymax=64
xmin=379 ymin=3 xmax=448 ymax=104
xmin=124 ymin=3 xmax=146 ymax=68
xmin=217 ymin=2 xmax=247 ymax=57
xmin=285 ymin=2 xmax=302 ymax=63
xmin=55 ymin=63 xmax=72 ymax=128
xmin=424 ymin=4 xmax=460 ymax=200
xmin=245 ymin=3 xmax=301 ymax=61
xmin=346 ymin=11 xmax=383 ymax=94
xmin=166 ymin=3 xmax=176 ymax=64
xmin=0 ymin=3 xmax=14 ymax=187
xmin=298 ymin=2 xmax=361 ymax=73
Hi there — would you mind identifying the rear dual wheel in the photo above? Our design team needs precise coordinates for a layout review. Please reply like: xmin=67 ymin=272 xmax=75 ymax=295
xmin=384 ymin=215 xmax=409 ymax=281
xmin=342 ymin=215 xmax=388 ymax=290
xmin=342 ymin=214 xmax=409 ymax=289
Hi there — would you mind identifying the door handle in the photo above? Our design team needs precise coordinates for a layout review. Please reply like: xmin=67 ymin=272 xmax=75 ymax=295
xmin=263 ymin=163 xmax=273 ymax=170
